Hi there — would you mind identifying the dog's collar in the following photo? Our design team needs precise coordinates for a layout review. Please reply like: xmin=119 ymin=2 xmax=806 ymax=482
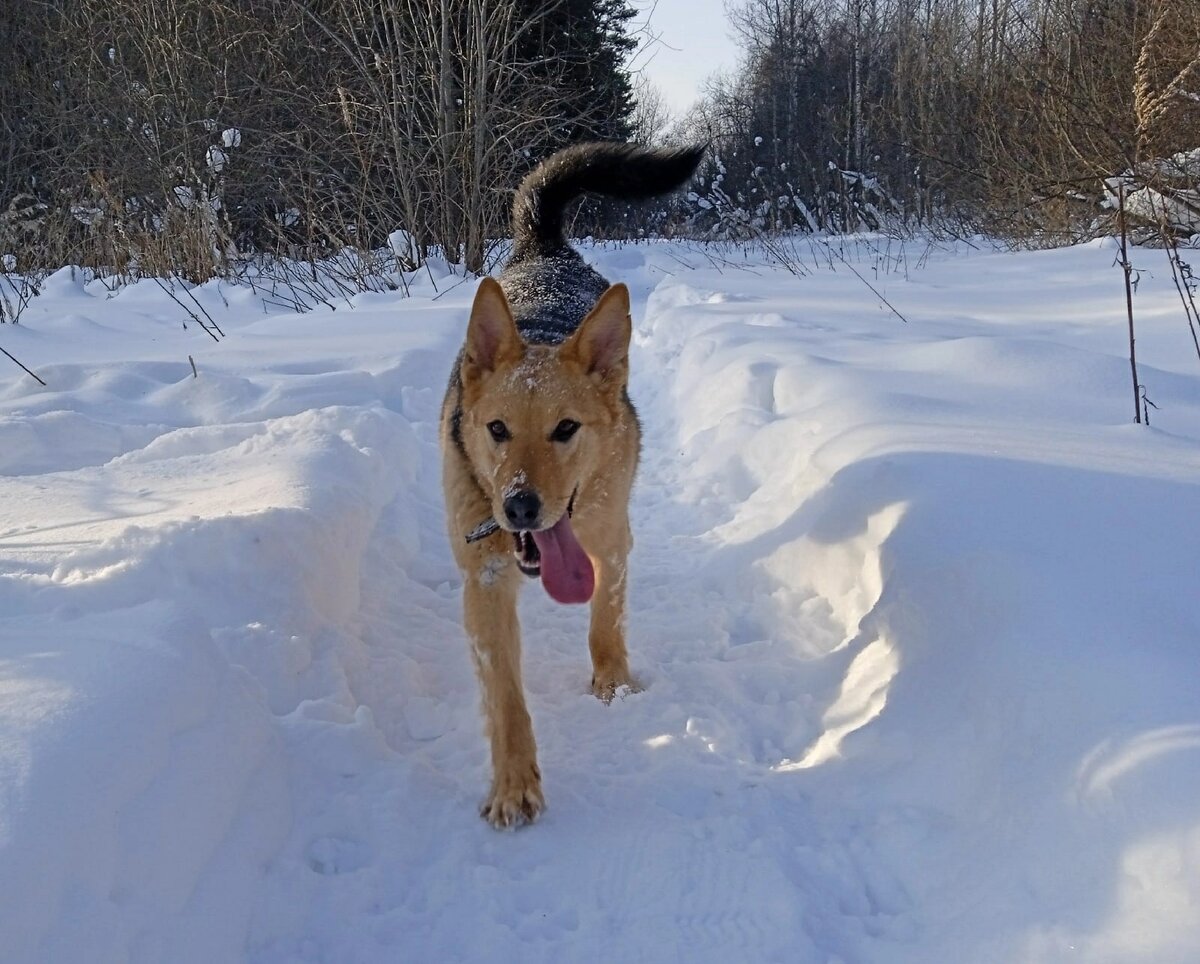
xmin=465 ymin=517 xmax=500 ymax=544
xmin=464 ymin=486 xmax=577 ymax=544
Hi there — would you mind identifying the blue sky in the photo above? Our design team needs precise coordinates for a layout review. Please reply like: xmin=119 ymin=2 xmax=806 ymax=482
xmin=629 ymin=0 xmax=741 ymax=118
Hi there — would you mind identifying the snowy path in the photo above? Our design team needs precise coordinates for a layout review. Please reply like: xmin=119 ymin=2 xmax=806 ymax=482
xmin=244 ymin=270 xmax=853 ymax=962
xmin=2 ymin=240 xmax=1199 ymax=962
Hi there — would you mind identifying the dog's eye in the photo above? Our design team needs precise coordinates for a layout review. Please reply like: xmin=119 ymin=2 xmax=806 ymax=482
xmin=551 ymin=419 xmax=580 ymax=443
xmin=487 ymin=420 xmax=510 ymax=442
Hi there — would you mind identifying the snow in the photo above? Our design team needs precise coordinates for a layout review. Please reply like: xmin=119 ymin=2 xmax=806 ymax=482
xmin=387 ymin=229 xmax=416 ymax=266
xmin=207 ymin=146 xmax=229 ymax=174
xmin=1 ymin=238 xmax=1199 ymax=962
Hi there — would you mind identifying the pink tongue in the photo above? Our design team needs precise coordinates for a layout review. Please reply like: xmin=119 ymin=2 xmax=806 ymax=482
xmin=531 ymin=513 xmax=594 ymax=604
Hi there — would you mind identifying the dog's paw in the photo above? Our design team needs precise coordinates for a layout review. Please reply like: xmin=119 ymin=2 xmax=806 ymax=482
xmin=591 ymin=670 xmax=642 ymax=704
xmin=480 ymin=764 xmax=544 ymax=829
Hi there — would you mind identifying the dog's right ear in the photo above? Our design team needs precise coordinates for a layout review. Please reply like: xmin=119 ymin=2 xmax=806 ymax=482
xmin=463 ymin=277 xmax=523 ymax=376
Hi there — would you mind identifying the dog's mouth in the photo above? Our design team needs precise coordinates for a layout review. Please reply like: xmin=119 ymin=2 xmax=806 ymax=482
xmin=513 ymin=531 xmax=541 ymax=576
xmin=513 ymin=510 xmax=594 ymax=605
xmin=466 ymin=488 xmax=593 ymax=604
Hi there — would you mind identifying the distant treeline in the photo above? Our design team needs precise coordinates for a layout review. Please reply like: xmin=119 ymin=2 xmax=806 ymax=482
xmin=1 ymin=0 xmax=1197 ymax=283
xmin=677 ymin=0 xmax=1200 ymax=242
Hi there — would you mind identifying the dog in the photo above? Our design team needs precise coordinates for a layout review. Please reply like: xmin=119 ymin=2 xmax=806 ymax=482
xmin=440 ymin=142 xmax=703 ymax=828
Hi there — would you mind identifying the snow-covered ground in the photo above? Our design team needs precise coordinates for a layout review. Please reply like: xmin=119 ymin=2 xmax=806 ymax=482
xmin=2 ymin=237 xmax=1198 ymax=963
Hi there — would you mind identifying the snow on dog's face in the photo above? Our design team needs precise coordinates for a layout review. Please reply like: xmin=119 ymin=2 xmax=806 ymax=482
xmin=458 ymin=279 xmax=632 ymax=603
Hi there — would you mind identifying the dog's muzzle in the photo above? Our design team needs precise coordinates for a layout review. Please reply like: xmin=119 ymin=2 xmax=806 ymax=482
xmin=464 ymin=487 xmax=579 ymax=583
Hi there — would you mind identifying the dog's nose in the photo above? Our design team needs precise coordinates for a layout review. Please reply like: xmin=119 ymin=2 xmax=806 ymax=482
xmin=503 ymin=490 xmax=541 ymax=530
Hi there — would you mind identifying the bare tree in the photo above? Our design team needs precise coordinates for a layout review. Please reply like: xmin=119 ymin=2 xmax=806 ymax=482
xmin=1 ymin=0 xmax=641 ymax=280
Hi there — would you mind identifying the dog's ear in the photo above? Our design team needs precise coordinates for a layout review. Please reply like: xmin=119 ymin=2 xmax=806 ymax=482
xmin=464 ymin=278 xmax=523 ymax=375
xmin=562 ymin=284 xmax=632 ymax=381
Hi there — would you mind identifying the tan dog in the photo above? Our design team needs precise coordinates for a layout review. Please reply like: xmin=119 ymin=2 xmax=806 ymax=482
xmin=440 ymin=143 xmax=703 ymax=828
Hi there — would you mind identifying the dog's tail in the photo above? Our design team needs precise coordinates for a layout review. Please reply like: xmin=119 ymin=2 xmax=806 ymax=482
xmin=511 ymin=142 xmax=705 ymax=259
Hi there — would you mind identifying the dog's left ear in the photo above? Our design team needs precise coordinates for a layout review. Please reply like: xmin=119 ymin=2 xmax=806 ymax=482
xmin=562 ymin=284 xmax=632 ymax=381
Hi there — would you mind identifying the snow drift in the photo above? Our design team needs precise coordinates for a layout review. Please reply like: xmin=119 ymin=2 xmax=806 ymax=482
xmin=1 ymin=239 xmax=1198 ymax=962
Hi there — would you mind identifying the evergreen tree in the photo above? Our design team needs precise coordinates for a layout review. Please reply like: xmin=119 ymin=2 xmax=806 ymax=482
xmin=517 ymin=0 xmax=637 ymax=149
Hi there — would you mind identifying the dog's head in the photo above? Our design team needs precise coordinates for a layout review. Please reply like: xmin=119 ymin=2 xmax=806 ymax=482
xmin=458 ymin=277 xmax=632 ymax=540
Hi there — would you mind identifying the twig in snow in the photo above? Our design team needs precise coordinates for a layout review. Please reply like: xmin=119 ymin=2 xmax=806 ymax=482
xmin=424 ymin=258 xmax=442 ymax=294
xmin=431 ymin=273 xmax=474 ymax=302
xmin=0 ymin=270 xmax=44 ymax=325
xmin=178 ymin=280 xmax=225 ymax=337
xmin=1116 ymin=185 xmax=1143 ymax=423
xmin=1157 ymin=222 xmax=1200 ymax=366
xmin=1140 ymin=384 xmax=1158 ymax=426
xmin=153 ymin=277 xmax=221 ymax=342
xmin=1 ymin=344 xmax=46 ymax=386
xmin=821 ymin=238 xmax=909 ymax=323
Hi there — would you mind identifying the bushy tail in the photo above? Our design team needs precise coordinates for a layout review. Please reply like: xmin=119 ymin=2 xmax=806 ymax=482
xmin=511 ymin=142 xmax=705 ymax=258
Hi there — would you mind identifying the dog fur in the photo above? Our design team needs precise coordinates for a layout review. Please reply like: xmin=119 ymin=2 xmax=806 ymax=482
xmin=439 ymin=142 xmax=703 ymax=828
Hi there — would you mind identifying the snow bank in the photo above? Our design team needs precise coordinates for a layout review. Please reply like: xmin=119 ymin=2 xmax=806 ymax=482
xmin=1 ymin=238 xmax=1198 ymax=961
xmin=637 ymin=248 xmax=1200 ymax=960
xmin=1 ymin=402 xmax=416 ymax=960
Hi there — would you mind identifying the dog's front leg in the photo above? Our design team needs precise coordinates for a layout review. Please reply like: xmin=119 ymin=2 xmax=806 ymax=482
xmin=463 ymin=560 xmax=544 ymax=828
xmin=587 ymin=529 xmax=637 ymax=702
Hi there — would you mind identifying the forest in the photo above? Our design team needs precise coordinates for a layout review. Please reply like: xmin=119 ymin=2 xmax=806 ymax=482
xmin=1 ymin=0 xmax=1198 ymax=284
